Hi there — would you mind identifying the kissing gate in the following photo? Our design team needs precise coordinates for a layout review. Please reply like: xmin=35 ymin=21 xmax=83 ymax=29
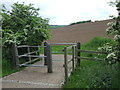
xmin=12 ymin=42 xmax=52 ymax=73
xmin=12 ymin=42 xmax=81 ymax=83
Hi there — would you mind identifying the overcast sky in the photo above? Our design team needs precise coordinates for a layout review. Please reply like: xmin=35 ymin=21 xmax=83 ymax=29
xmin=1 ymin=0 xmax=118 ymax=25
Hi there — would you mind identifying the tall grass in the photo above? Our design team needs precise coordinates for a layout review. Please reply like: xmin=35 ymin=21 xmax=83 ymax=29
xmin=63 ymin=37 xmax=120 ymax=88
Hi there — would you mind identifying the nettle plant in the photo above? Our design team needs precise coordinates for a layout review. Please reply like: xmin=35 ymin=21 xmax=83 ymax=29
xmin=99 ymin=2 xmax=120 ymax=64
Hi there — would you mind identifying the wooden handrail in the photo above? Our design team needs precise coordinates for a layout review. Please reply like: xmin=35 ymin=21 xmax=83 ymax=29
xmin=76 ymin=56 xmax=103 ymax=61
xmin=77 ymin=49 xmax=106 ymax=54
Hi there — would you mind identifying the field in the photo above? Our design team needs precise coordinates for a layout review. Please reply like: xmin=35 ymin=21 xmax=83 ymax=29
xmin=48 ymin=19 xmax=114 ymax=43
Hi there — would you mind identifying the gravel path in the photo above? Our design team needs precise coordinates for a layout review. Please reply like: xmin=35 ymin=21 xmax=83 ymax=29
xmin=2 ymin=55 xmax=72 ymax=88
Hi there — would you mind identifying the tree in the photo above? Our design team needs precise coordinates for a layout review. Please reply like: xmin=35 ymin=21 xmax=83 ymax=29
xmin=1 ymin=2 xmax=51 ymax=61
xmin=99 ymin=1 xmax=120 ymax=64
xmin=2 ymin=2 xmax=50 ymax=45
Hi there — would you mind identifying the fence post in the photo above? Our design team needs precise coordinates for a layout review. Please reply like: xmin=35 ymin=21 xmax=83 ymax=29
xmin=77 ymin=42 xmax=81 ymax=67
xmin=72 ymin=46 xmax=75 ymax=71
xmin=12 ymin=43 xmax=19 ymax=69
xmin=44 ymin=42 xmax=47 ymax=65
xmin=64 ymin=47 xmax=68 ymax=83
xmin=46 ymin=44 xmax=52 ymax=73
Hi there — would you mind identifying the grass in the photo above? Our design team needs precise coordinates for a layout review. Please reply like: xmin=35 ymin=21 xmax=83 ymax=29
xmin=2 ymin=59 xmax=23 ymax=77
xmin=63 ymin=37 xmax=120 ymax=88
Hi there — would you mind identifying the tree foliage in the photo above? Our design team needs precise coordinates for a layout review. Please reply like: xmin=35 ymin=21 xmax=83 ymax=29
xmin=99 ymin=1 xmax=120 ymax=64
xmin=2 ymin=2 xmax=50 ymax=45
xmin=70 ymin=20 xmax=92 ymax=25
xmin=1 ymin=2 xmax=51 ymax=61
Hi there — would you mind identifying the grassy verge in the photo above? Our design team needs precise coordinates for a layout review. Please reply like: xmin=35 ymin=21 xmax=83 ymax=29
xmin=2 ymin=59 xmax=23 ymax=77
xmin=63 ymin=37 xmax=120 ymax=88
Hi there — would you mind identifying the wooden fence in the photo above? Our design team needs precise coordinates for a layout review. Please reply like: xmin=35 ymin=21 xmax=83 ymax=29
xmin=63 ymin=42 xmax=106 ymax=83
xmin=12 ymin=42 xmax=52 ymax=73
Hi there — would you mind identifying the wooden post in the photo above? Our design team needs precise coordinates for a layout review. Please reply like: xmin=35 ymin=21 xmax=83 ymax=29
xmin=77 ymin=42 xmax=81 ymax=67
xmin=44 ymin=42 xmax=47 ymax=65
xmin=64 ymin=47 xmax=68 ymax=83
xmin=12 ymin=43 xmax=19 ymax=69
xmin=72 ymin=46 xmax=75 ymax=71
xmin=46 ymin=44 xmax=52 ymax=73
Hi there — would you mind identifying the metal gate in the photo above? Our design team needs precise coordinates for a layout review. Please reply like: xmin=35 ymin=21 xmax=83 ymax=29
xmin=12 ymin=42 xmax=52 ymax=73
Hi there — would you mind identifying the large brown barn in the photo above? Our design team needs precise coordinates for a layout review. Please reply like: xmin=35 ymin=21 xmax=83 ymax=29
xmin=47 ymin=19 xmax=114 ymax=43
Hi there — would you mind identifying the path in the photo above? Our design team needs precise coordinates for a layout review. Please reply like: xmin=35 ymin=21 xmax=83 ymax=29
xmin=2 ymin=54 xmax=72 ymax=88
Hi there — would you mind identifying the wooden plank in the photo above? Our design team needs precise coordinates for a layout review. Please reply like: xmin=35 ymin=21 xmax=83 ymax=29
xmin=77 ymin=49 xmax=105 ymax=54
xmin=64 ymin=47 xmax=68 ymax=83
xmin=76 ymin=56 xmax=103 ymax=61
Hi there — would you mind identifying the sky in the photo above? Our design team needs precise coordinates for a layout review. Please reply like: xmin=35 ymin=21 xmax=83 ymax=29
xmin=0 ymin=0 xmax=118 ymax=25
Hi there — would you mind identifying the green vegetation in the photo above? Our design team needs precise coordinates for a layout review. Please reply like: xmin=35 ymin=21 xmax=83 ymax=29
xmin=64 ymin=2 xmax=120 ymax=88
xmin=50 ymin=25 xmax=66 ymax=29
xmin=70 ymin=20 xmax=92 ymax=25
xmin=2 ymin=59 xmax=23 ymax=77
xmin=63 ymin=37 xmax=120 ymax=88
xmin=1 ymin=2 xmax=51 ymax=77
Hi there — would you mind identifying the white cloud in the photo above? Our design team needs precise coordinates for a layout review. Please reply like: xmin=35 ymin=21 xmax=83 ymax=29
xmin=1 ymin=0 xmax=118 ymax=25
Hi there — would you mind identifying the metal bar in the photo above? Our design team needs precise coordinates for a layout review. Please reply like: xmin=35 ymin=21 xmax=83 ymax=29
xmin=18 ymin=50 xmax=39 ymax=58
xmin=52 ymin=52 xmax=64 ymax=54
xmin=19 ymin=57 xmax=40 ymax=66
xmin=17 ymin=45 xmax=45 ymax=48
xmin=52 ymin=51 xmax=72 ymax=54
xmin=76 ymin=57 xmax=103 ymax=61
xmin=77 ymin=49 xmax=105 ymax=54
xmin=18 ymin=55 xmax=46 ymax=58
xmin=49 ymin=43 xmax=77 ymax=45
xmin=17 ymin=45 xmax=28 ymax=48
xmin=19 ymin=64 xmax=47 ymax=67
xmin=67 ymin=59 xmax=72 ymax=64
xmin=66 ymin=46 xmax=73 ymax=50
xmin=64 ymin=47 xmax=68 ymax=83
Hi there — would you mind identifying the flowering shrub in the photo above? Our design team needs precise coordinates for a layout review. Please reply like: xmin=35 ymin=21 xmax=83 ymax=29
xmin=99 ymin=1 xmax=120 ymax=64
